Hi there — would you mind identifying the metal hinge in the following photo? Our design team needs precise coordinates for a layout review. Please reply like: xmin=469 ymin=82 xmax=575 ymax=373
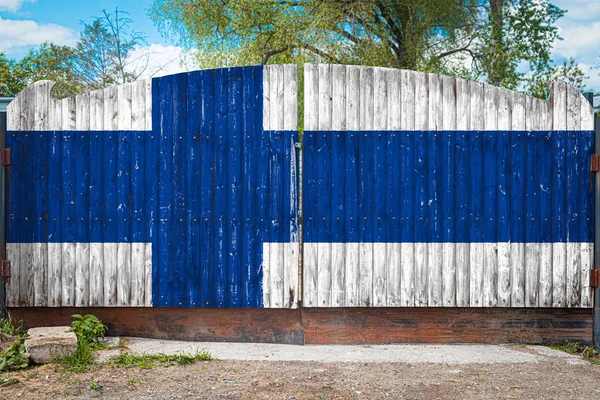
xmin=0 ymin=148 xmax=10 ymax=166
xmin=0 ymin=260 xmax=9 ymax=279
xmin=591 ymin=154 xmax=600 ymax=172
xmin=591 ymin=268 xmax=600 ymax=288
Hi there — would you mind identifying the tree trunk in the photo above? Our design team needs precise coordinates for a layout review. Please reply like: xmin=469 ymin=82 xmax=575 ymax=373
xmin=489 ymin=0 xmax=504 ymax=87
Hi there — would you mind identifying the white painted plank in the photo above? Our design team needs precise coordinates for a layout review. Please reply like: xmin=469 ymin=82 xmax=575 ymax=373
xmin=566 ymin=85 xmax=581 ymax=307
xmin=75 ymin=92 xmax=90 ymax=307
xmin=372 ymin=67 xmax=387 ymax=306
xmin=6 ymin=244 xmax=19 ymax=306
xmin=48 ymin=99 xmax=62 ymax=307
xmin=427 ymin=73 xmax=442 ymax=306
xmin=262 ymin=242 xmax=271 ymax=307
xmin=143 ymin=81 xmax=152 ymax=305
xmin=511 ymin=91 xmax=526 ymax=307
xmin=344 ymin=66 xmax=360 ymax=307
xmin=469 ymin=81 xmax=485 ymax=307
xmin=399 ymin=69 xmax=414 ymax=307
xmin=283 ymin=64 xmax=298 ymax=131
xmin=33 ymin=82 xmax=50 ymax=306
xmin=330 ymin=64 xmax=346 ymax=307
xmin=89 ymin=89 xmax=104 ymax=306
xmin=497 ymin=89 xmax=511 ymax=307
xmin=455 ymin=78 xmax=470 ymax=306
xmin=552 ymin=82 xmax=567 ymax=308
xmin=302 ymin=64 xmax=318 ymax=307
xmin=103 ymin=86 xmax=118 ymax=306
xmin=414 ymin=71 xmax=428 ymax=306
xmin=359 ymin=66 xmax=373 ymax=306
xmin=539 ymin=97 xmax=554 ymax=307
xmin=317 ymin=63 xmax=332 ymax=307
xmin=442 ymin=75 xmax=456 ymax=307
xmin=483 ymin=84 xmax=498 ymax=307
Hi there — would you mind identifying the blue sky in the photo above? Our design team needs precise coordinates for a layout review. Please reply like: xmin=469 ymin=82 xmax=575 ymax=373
xmin=0 ymin=0 xmax=599 ymax=90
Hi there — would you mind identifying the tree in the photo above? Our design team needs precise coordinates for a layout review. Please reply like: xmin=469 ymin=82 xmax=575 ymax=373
xmin=148 ymin=0 xmax=580 ymax=98
xmin=0 ymin=52 xmax=24 ymax=96
xmin=148 ymin=0 xmax=480 ymax=73
xmin=72 ymin=8 xmax=148 ymax=90
xmin=526 ymin=57 xmax=588 ymax=99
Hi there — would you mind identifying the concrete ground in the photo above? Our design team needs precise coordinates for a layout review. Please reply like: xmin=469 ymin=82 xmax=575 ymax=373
xmin=122 ymin=337 xmax=586 ymax=364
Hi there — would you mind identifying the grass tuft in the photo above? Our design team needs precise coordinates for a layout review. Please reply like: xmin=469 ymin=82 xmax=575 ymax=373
xmin=549 ymin=340 xmax=600 ymax=365
xmin=110 ymin=351 xmax=213 ymax=369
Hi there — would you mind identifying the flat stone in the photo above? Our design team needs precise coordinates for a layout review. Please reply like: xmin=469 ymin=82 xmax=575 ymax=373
xmin=24 ymin=326 xmax=78 ymax=364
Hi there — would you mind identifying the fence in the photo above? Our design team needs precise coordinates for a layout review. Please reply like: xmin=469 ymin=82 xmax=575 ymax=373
xmin=4 ymin=64 xmax=596 ymax=311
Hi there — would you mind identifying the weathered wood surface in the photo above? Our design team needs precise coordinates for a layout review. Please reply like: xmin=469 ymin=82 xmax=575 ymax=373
xmin=7 ymin=306 xmax=592 ymax=345
xmin=303 ymin=64 xmax=595 ymax=308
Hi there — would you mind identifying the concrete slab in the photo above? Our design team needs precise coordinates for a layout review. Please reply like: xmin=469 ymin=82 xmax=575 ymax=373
xmin=124 ymin=337 xmax=544 ymax=364
xmin=25 ymin=326 xmax=77 ymax=364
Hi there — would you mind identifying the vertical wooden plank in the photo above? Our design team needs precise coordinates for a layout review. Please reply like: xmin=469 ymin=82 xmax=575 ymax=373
xmin=469 ymin=81 xmax=485 ymax=307
xmin=566 ymin=86 xmax=581 ymax=307
xmin=344 ymin=65 xmax=360 ymax=307
xmin=20 ymin=87 xmax=35 ymax=306
xmin=61 ymin=96 xmax=76 ymax=306
xmin=131 ymin=80 xmax=147 ymax=306
xmin=455 ymin=78 xmax=470 ymax=306
xmin=359 ymin=66 xmax=374 ymax=306
xmin=6 ymin=94 xmax=21 ymax=306
xmin=48 ymin=98 xmax=62 ymax=307
xmin=144 ymin=79 xmax=153 ymax=306
xmin=33 ymin=82 xmax=50 ymax=306
xmin=427 ymin=73 xmax=442 ymax=306
xmin=414 ymin=71 xmax=428 ymax=306
xmin=580 ymin=93 xmax=595 ymax=308
xmin=117 ymin=83 xmax=132 ymax=306
xmin=330 ymin=64 xmax=346 ymax=307
xmin=510 ymin=92 xmax=526 ymax=307
xmin=552 ymin=82 xmax=567 ymax=308
xmin=539 ymin=98 xmax=554 ymax=307
xmin=283 ymin=64 xmax=299 ymax=308
xmin=317 ymin=63 xmax=332 ymax=307
xmin=441 ymin=75 xmax=456 ymax=307
xmin=89 ymin=89 xmax=104 ymax=306
xmin=103 ymin=86 xmax=118 ymax=306
xmin=372 ymin=67 xmax=387 ymax=306
xmin=387 ymin=68 xmax=402 ymax=306
xmin=483 ymin=84 xmax=498 ymax=307
xmin=303 ymin=64 xmax=318 ymax=306
xmin=400 ymin=69 xmax=415 ymax=307
xmin=75 ymin=92 xmax=90 ymax=306
xmin=496 ymin=89 xmax=511 ymax=306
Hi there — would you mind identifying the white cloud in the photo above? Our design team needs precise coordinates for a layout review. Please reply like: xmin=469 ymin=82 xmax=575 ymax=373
xmin=0 ymin=17 xmax=76 ymax=52
xmin=0 ymin=0 xmax=34 ymax=13
xmin=126 ymin=44 xmax=198 ymax=79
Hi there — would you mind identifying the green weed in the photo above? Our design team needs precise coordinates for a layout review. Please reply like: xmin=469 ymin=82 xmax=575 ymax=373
xmin=59 ymin=314 xmax=108 ymax=372
xmin=0 ymin=313 xmax=26 ymax=337
xmin=68 ymin=314 xmax=108 ymax=346
xmin=110 ymin=351 xmax=213 ymax=369
xmin=0 ymin=376 xmax=19 ymax=387
xmin=89 ymin=381 xmax=102 ymax=390
xmin=0 ymin=337 xmax=29 ymax=372
xmin=549 ymin=340 xmax=600 ymax=365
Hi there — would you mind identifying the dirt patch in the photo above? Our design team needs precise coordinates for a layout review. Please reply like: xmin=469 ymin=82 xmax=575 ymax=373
xmin=1 ymin=356 xmax=599 ymax=399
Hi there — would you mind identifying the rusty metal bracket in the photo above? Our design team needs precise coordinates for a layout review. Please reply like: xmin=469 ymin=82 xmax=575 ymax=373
xmin=0 ymin=260 xmax=9 ymax=279
xmin=592 ymin=269 xmax=600 ymax=288
xmin=0 ymin=148 xmax=10 ymax=166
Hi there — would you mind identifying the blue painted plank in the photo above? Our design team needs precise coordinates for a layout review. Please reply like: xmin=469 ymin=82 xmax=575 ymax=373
xmin=442 ymin=132 xmax=454 ymax=242
xmin=157 ymin=74 xmax=174 ymax=306
xmin=150 ymin=78 xmax=160 ymax=305
xmin=469 ymin=131 xmax=483 ymax=243
xmin=90 ymin=132 xmax=103 ymax=243
xmin=539 ymin=132 xmax=552 ymax=242
xmin=455 ymin=132 xmax=468 ymax=242
xmin=566 ymin=131 xmax=579 ymax=243
xmin=214 ymin=68 xmax=228 ymax=308
xmin=553 ymin=131 xmax=566 ymax=242
xmin=331 ymin=132 xmax=345 ymax=242
xmin=525 ymin=132 xmax=539 ymax=242
xmin=228 ymin=67 xmax=243 ymax=307
xmin=580 ymin=131 xmax=594 ymax=242
xmin=497 ymin=131 xmax=509 ymax=242
xmin=414 ymin=132 xmax=428 ymax=242
xmin=34 ymin=132 xmax=49 ymax=243
xmin=172 ymin=72 xmax=188 ymax=307
xmin=48 ymin=132 xmax=61 ymax=244
xmin=241 ymin=67 xmax=256 ymax=307
xmin=483 ymin=131 xmax=497 ymax=242
xmin=427 ymin=131 xmax=441 ymax=242
xmin=61 ymin=132 xmax=75 ymax=244
xmin=398 ymin=132 xmax=412 ymax=242
xmin=250 ymin=66 xmax=263 ymax=307
xmin=510 ymin=131 xmax=525 ymax=243
xmin=200 ymin=70 xmax=216 ymax=307
xmin=75 ymin=132 xmax=90 ymax=243
xmin=187 ymin=71 xmax=201 ymax=307
xmin=373 ymin=132 xmax=386 ymax=242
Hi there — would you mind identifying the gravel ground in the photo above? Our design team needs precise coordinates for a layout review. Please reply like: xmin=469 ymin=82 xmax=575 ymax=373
xmin=1 ymin=344 xmax=600 ymax=399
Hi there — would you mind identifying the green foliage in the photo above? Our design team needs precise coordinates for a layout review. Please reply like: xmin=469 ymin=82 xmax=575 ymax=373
xmin=68 ymin=314 xmax=108 ymax=346
xmin=110 ymin=351 xmax=213 ymax=369
xmin=0 ymin=313 xmax=26 ymax=337
xmin=527 ymin=57 xmax=588 ymax=99
xmin=89 ymin=381 xmax=102 ymax=390
xmin=550 ymin=341 xmax=600 ymax=365
xmin=0 ymin=376 xmax=19 ymax=387
xmin=0 ymin=337 xmax=30 ymax=372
